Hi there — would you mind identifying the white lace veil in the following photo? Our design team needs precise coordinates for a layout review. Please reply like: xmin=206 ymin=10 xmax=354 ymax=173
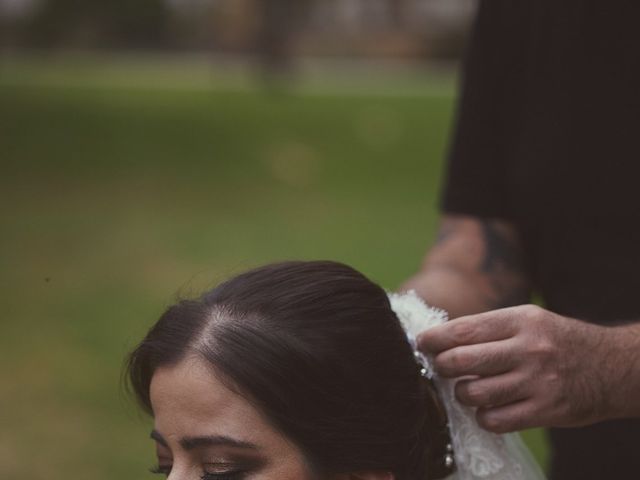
xmin=388 ymin=291 xmax=547 ymax=480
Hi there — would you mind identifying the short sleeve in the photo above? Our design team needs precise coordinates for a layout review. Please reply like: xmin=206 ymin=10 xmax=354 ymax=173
xmin=440 ymin=0 xmax=528 ymax=220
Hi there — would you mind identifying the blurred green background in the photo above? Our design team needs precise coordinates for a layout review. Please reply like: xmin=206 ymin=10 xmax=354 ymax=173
xmin=0 ymin=55 xmax=547 ymax=480
xmin=0 ymin=1 xmax=547 ymax=478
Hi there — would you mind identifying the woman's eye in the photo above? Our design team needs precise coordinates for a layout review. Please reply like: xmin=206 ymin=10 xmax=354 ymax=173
xmin=201 ymin=473 xmax=245 ymax=480
xmin=149 ymin=464 xmax=172 ymax=476
xmin=201 ymin=467 xmax=247 ymax=480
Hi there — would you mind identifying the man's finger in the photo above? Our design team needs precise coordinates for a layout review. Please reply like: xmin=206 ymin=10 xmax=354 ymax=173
xmin=455 ymin=371 xmax=528 ymax=408
xmin=417 ymin=308 xmax=518 ymax=354
xmin=476 ymin=400 xmax=538 ymax=433
xmin=434 ymin=340 xmax=519 ymax=378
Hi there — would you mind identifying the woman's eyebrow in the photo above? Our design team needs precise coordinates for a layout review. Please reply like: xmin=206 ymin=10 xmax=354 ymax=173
xmin=180 ymin=435 xmax=259 ymax=451
xmin=150 ymin=430 xmax=259 ymax=451
xmin=151 ymin=429 xmax=169 ymax=447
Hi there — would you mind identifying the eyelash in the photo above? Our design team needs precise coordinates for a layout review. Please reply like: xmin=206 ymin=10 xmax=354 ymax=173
xmin=149 ymin=465 xmax=247 ymax=480
xmin=202 ymin=473 xmax=246 ymax=480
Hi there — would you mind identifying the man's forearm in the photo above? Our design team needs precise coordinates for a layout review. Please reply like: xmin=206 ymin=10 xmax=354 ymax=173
xmin=402 ymin=266 xmax=506 ymax=319
xmin=401 ymin=215 xmax=530 ymax=318
xmin=605 ymin=321 xmax=640 ymax=418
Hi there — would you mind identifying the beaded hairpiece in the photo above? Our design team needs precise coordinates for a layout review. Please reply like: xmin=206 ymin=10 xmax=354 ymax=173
xmin=387 ymin=290 xmax=454 ymax=470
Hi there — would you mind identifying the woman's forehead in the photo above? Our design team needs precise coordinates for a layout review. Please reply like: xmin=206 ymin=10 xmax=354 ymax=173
xmin=149 ymin=357 xmax=278 ymax=449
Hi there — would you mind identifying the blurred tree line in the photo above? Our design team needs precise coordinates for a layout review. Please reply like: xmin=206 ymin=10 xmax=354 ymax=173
xmin=25 ymin=0 xmax=173 ymax=48
xmin=0 ymin=0 xmax=473 ymax=60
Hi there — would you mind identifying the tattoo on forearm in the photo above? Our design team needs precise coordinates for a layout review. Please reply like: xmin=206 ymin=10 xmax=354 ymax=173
xmin=479 ymin=221 xmax=530 ymax=309
xmin=480 ymin=221 xmax=524 ymax=273
xmin=436 ymin=222 xmax=456 ymax=244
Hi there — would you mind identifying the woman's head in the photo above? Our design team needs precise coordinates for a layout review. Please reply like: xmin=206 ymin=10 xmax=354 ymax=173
xmin=127 ymin=261 xmax=452 ymax=480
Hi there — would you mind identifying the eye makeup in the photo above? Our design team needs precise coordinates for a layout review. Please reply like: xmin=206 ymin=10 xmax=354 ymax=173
xmin=149 ymin=457 xmax=266 ymax=479
xmin=149 ymin=429 xmax=267 ymax=479
xmin=149 ymin=464 xmax=251 ymax=478
xmin=201 ymin=471 xmax=247 ymax=480
xmin=203 ymin=457 xmax=266 ymax=479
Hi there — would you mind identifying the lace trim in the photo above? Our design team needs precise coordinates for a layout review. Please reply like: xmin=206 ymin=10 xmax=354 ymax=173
xmin=388 ymin=291 xmax=544 ymax=480
xmin=436 ymin=377 xmax=525 ymax=479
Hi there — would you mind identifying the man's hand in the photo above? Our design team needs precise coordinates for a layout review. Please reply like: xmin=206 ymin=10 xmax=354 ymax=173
xmin=417 ymin=305 xmax=640 ymax=433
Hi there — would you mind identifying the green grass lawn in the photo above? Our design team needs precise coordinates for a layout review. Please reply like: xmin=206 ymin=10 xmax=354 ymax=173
xmin=0 ymin=56 xmax=548 ymax=479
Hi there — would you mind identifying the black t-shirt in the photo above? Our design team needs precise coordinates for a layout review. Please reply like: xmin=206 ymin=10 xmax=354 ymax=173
xmin=443 ymin=0 xmax=640 ymax=323
xmin=441 ymin=1 xmax=640 ymax=478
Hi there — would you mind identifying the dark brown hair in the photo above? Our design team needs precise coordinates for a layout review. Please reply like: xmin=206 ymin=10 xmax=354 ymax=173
xmin=127 ymin=260 xmax=453 ymax=480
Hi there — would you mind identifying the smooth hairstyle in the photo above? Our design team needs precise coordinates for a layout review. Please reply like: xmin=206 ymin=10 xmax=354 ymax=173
xmin=127 ymin=260 xmax=453 ymax=480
